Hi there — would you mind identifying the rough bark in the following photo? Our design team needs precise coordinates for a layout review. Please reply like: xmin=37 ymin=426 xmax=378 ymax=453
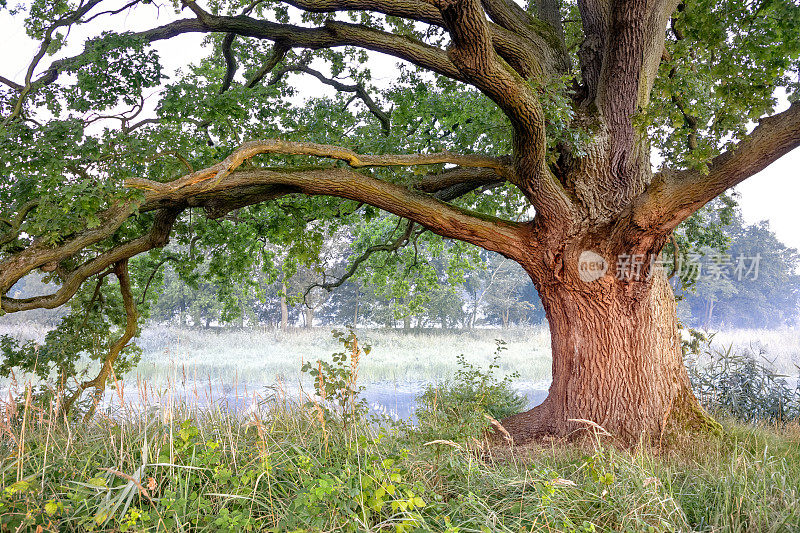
xmin=503 ymin=267 xmax=716 ymax=444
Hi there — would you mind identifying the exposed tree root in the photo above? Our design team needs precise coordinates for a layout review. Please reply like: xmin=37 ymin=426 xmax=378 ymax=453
xmin=500 ymin=387 xmax=722 ymax=448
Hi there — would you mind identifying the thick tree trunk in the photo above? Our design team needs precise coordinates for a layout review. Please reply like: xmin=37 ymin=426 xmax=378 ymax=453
xmin=502 ymin=266 xmax=718 ymax=445
xmin=304 ymin=307 xmax=314 ymax=329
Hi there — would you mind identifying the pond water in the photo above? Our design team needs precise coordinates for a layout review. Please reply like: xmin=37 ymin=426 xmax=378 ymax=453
xmin=95 ymin=379 xmax=550 ymax=422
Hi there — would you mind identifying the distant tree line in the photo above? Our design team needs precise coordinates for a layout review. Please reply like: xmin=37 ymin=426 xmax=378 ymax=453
xmin=147 ymin=245 xmax=546 ymax=330
xmin=139 ymin=212 xmax=799 ymax=331
xmin=679 ymin=215 xmax=800 ymax=329
xmin=6 ymin=211 xmax=798 ymax=332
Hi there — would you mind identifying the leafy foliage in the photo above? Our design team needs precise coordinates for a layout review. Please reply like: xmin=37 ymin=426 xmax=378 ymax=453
xmin=645 ymin=0 xmax=800 ymax=172
xmin=416 ymin=340 xmax=528 ymax=440
xmin=301 ymin=328 xmax=371 ymax=424
xmin=684 ymin=330 xmax=800 ymax=424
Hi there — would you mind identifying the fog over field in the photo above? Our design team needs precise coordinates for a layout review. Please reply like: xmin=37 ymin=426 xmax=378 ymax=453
xmin=2 ymin=319 xmax=798 ymax=420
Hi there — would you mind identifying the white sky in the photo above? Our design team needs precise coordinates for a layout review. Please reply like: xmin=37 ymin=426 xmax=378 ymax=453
xmin=1 ymin=7 xmax=799 ymax=250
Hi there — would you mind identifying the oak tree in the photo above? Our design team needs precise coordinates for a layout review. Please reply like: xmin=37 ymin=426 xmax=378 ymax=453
xmin=1 ymin=0 xmax=799 ymax=442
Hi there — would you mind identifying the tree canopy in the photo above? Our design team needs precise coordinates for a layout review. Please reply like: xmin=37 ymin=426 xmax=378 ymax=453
xmin=1 ymin=0 xmax=799 ymax=438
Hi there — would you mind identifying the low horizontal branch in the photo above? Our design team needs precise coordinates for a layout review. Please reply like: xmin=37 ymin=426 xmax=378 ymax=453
xmin=135 ymin=165 xmax=526 ymax=258
xmin=132 ymin=139 xmax=516 ymax=191
xmin=1 ymin=209 xmax=178 ymax=313
xmin=1 ymin=138 xmax=529 ymax=313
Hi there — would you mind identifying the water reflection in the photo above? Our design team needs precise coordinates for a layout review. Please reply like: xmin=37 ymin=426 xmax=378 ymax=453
xmin=96 ymin=380 xmax=550 ymax=421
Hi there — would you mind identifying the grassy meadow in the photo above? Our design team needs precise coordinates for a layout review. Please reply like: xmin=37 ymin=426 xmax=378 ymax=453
xmin=1 ymin=321 xmax=800 ymax=531
xmin=131 ymin=325 xmax=554 ymax=385
xmin=3 ymin=320 xmax=797 ymax=388
xmin=0 ymin=322 xmax=555 ymax=391
xmin=1 ymin=389 xmax=799 ymax=532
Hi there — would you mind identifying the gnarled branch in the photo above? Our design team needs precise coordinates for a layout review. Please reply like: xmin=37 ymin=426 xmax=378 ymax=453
xmin=61 ymin=259 xmax=139 ymax=419
xmin=632 ymin=101 xmax=800 ymax=234
xmin=271 ymin=65 xmax=392 ymax=134
xmin=1 ymin=209 xmax=178 ymax=313
xmin=133 ymin=165 xmax=525 ymax=258
xmin=2 ymin=141 xmax=527 ymax=313
xmin=281 ymin=0 xmax=567 ymax=79
xmin=141 ymin=139 xmax=515 ymax=190
xmin=303 ymin=219 xmax=415 ymax=300
xmin=435 ymin=0 xmax=572 ymax=221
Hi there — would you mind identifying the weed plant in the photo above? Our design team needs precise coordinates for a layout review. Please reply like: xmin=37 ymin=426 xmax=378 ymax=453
xmin=683 ymin=329 xmax=800 ymax=424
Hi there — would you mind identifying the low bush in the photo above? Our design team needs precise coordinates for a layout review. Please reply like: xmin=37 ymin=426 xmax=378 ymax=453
xmin=683 ymin=329 xmax=800 ymax=424
xmin=414 ymin=340 xmax=528 ymax=441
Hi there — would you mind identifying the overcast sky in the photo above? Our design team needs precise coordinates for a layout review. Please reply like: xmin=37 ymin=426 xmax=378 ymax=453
xmin=2 ymin=8 xmax=799 ymax=250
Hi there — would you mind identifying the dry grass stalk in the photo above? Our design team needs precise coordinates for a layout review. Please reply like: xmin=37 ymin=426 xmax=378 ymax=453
xmin=485 ymin=413 xmax=513 ymax=444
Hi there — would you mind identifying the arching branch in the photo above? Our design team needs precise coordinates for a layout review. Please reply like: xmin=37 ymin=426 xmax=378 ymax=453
xmin=11 ymin=13 xmax=460 ymax=100
xmin=633 ymin=101 xmax=800 ymax=234
xmin=281 ymin=0 xmax=567 ymax=79
xmin=10 ymin=0 xmax=571 ymax=108
xmin=134 ymin=165 xmax=525 ymax=257
xmin=1 ymin=209 xmax=179 ymax=313
xmin=190 ymin=3 xmax=468 ymax=80
xmin=147 ymin=139 xmax=515 ymax=191
xmin=2 ymin=140 xmax=528 ymax=313
xmin=0 ymin=203 xmax=135 ymax=296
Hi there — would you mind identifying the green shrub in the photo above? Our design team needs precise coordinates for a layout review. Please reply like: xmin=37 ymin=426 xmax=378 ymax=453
xmin=300 ymin=328 xmax=370 ymax=427
xmin=683 ymin=329 xmax=800 ymax=424
xmin=415 ymin=340 xmax=528 ymax=440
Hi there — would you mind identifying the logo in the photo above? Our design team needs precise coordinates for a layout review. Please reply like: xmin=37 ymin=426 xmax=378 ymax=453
xmin=578 ymin=250 xmax=608 ymax=283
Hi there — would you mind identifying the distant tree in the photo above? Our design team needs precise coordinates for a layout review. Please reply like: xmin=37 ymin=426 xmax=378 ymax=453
xmin=423 ymin=284 xmax=466 ymax=329
xmin=690 ymin=250 xmax=738 ymax=327
xmin=683 ymin=219 xmax=800 ymax=328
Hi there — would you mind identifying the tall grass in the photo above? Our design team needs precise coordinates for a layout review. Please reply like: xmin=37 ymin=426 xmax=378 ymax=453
xmin=709 ymin=328 xmax=800 ymax=376
xmin=1 ymin=383 xmax=798 ymax=532
xmin=2 ymin=326 xmax=800 ymax=533
xmin=684 ymin=331 xmax=800 ymax=424
xmin=3 ymin=323 xmax=800 ymax=531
